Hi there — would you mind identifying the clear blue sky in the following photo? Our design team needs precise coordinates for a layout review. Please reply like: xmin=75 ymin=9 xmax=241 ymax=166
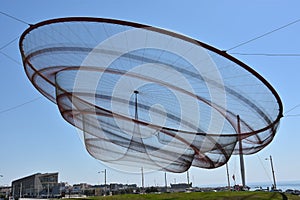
xmin=1 ymin=0 xmax=300 ymax=188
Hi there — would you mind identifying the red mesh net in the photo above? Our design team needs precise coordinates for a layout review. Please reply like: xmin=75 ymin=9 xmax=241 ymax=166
xmin=19 ymin=17 xmax=283 ymax=172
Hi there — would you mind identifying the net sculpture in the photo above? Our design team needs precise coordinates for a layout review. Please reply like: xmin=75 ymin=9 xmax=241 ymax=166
xmin=19 ymin=17 xmax=283 ymax=172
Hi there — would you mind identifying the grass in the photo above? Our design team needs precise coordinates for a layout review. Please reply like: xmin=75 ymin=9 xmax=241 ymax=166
xmin=69 ymin=191 xmax=300 ymax=200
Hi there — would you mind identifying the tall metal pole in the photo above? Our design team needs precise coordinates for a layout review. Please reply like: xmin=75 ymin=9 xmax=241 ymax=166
xmin=226 ymin=163 xmax=231 ymax=190
xmin=98 ymin=170 xmax=107 ymax=196
xmin=104 ymin=169 xmax=107 ymax=195
xmin=0 ymin=175 xmax=3 ymax=187
xmin=134 ymin=90 xmax=139 ymax=120
xmin=187 ymin=171 xmax=190 ymax=186
xmin=269 ymin=155 xmax=277 ymax=190
xmin=164 ymin=172 xmax=167 ymax=192
xmin=141 ymin=167 xmax=144 ymax=193
xmin=237 ymin=115 xmax=246 ymax=188
xmin=135 ymin=91 xmax=144 ymax=194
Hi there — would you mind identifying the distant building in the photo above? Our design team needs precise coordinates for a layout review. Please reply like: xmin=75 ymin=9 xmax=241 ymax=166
xmin=86 ymin=183 xmax=138 ymax=196
xmin=0 ymin=186 xmax=11 ymax=198
xmin=170 ymin=183 xmax=192 ymax=192
xmin=11 ymin=172 xmax=60 ymax=198
xmin=110 ymin=183 xmax=137 ymax=194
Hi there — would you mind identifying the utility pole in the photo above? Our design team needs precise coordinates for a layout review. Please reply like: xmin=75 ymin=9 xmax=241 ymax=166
xmin=187 ymin=171 xmax=190 ymax=186
xmin=164 ymin=172 xmax=167 ymax=192
xmin=141 ymin=167 xmax=144 ymax=193
xmin=0 ymin=175 xmax=3 ymax=186
xmin=104 ymin=169 xmax=107 ymax=195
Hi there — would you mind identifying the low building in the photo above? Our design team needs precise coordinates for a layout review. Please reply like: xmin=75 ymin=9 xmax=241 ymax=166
xmin=170 ymin=183 xmax=192 ymax=192
xmin=0 ymin=186 xmax=11 ymax=198
xmin=11 ymin=172 xmax=59 ymax=198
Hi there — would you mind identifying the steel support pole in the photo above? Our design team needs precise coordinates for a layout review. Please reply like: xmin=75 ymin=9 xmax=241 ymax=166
xmin=269 ymin=155 xmax=277 ymax=190
xmin=141 ymin=167 xmax=144 ymax=193
xmin=237 ymin=115 xmax=246 ymax=188
xmin=164 ymin=172 xmax=167 ymax=192
xmin=104 ymin=169 xmax=107 ymax=195
xmin=226 ymin=163 xmax=231 ymax=190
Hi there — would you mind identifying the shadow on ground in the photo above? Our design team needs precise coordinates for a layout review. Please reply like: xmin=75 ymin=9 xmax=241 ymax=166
xmin=280 ymin=192 xmax=288 ymax=200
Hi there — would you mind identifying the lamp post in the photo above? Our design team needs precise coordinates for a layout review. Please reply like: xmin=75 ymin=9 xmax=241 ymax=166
xmin=141 ymin=167 xmax=144 ymax=194
xmin=164 ymin=172 xmax=167 ymax=192
xmin=98 ymin=169 xmax=107 ymax=196
xmin=0 ymin=175 xmax=3 ymax=186
xmin=265 ymin=155 xmax=276 ymax=190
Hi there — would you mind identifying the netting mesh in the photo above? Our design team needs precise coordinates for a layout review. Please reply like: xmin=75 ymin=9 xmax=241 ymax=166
xmin=19 ymin=17 xmax=283 ymax=172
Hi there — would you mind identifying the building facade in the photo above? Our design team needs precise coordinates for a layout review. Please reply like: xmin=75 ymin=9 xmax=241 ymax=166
xmin=170 ymin=183 xmax=192 ymax=192
xmin=0 ymin=186 xmax=11 ymax=199
xmin=11 ymin=172 xmax=59 ymax=198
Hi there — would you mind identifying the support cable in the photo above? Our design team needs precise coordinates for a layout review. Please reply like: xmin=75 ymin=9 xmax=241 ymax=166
xmin=0 ymin=97 xmax=42 ymax=115
xmin=256 ymin=155 xmax=272 ymax=183
xmin=284 ymin=104 xmax=300 ymax=115
xmin=0 ymin=35 xmax=21 ymax=65
xmin=0 ymin=51 xmax=21 ymax=65
xmin=285 ymin=114 xmax=300 ymax=118
xmin=226 ymin=18 xmax=300 ymax=52
xmin=230 ymin=53 xmax=300 ymax=57
xmin=284 ymin=104 xmax=300 ymax=118
xmin=0 ymin=36 xmax=19 ymax=50
xmin=0 ymin=10 xmax=31 ymax=26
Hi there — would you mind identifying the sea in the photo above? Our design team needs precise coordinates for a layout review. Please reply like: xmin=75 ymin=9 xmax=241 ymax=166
xmin=197 ymin=180 xmax=300 ymax=192
xmin=248 ymin=180 xmax=300 ymax=191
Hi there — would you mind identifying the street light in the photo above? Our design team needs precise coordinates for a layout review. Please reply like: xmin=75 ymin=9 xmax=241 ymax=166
xmin=0 ymin=175 xmax=3 ymax=185
xmin=265 ymin=155 xmax=277 ymax=190
xmin=98 ymin=169 xmax=107 ymax=196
